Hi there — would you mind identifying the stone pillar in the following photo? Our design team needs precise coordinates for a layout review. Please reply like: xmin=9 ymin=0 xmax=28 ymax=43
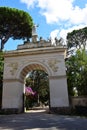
xmin=49 ymin=76 xmax=69 ymax=107
xmin=2 ymin=79 xmax=24 ymax=113
xmin=49 ymin=76 xmax=69 ymax=114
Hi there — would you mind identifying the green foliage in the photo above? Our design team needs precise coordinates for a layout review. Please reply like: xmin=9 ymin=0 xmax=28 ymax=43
xmin=67 ymin=27 xmax=87 ymax=50
xmin=0 ymin=7 xmax=33 ymax=50
xmin=25 ymin=70 xmax=49 ymax=108
xmin=66 ymin=49 xmax=87 ymax=96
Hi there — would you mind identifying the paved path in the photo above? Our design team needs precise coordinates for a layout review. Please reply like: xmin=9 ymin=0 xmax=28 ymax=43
xmin=0 ymin=109 xmax=87 ymax=130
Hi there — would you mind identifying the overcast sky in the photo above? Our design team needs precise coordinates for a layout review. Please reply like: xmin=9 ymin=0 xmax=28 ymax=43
xmin=1 ymin=0 xmax=87 ymax=50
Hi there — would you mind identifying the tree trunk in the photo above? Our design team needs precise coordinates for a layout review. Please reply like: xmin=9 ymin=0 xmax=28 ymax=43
xmin=0 ymin=41 xmax=4 ymax=51
xmin=37 ymin=93 xmax=40 ymax=105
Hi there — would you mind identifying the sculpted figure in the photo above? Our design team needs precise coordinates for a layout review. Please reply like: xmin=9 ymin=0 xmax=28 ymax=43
xmin=32 ymin=24 xmax=39 ymax=36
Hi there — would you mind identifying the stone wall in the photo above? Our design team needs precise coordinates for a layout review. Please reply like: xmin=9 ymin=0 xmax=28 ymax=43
xmin=71 ymin=96 xmax=87 ymax=108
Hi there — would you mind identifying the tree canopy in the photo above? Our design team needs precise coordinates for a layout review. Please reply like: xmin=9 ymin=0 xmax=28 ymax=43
xmin=0 ymin=7 xmax=33 ymax=50
xmin=25 ymin=70 xmax=49 ymax=108
xmin=67 ymin=27 xmax=87 ymax=50
xmin=66 ymin=49 xmax=87 ymax=96
xmin=66 ymin=27 xmax=87 ymax=96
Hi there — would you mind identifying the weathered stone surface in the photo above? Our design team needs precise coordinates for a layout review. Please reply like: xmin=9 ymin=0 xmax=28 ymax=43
xmin=2 ymin=44 xmax=69 ymax=113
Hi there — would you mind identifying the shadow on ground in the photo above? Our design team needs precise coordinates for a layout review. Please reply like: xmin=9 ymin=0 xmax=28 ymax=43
xmin=0 ymin=108 xmax=87 ymax=130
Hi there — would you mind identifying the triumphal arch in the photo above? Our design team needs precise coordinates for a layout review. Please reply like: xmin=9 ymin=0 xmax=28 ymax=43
xmin=2 ymin=26 xmax=69 ymax=113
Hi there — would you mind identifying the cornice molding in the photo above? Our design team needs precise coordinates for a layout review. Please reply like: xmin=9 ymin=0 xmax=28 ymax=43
xmin=4 ymin=46 xmax=67 ymax=58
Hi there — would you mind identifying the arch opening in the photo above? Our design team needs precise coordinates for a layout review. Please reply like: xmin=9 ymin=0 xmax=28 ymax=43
xmin=20 ymin=63 xmax=49 ymax=81
xmin=20 ymin=63 xmax=50 ymax=113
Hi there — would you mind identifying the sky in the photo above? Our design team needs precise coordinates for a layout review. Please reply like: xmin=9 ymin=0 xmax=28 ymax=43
xmin=0 ymin=0 xmax=87 ymax=50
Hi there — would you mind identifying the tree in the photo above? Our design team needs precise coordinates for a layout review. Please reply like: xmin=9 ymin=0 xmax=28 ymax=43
xmin=66 ymin=49 xmax=87 ymax=96
xmin=25 ymin=70 xmax=49 ymax=108
xmin=0 ymin=7 xmax=33 ymax=50
xmin=67 ymin=27 xmax=87 ymax=51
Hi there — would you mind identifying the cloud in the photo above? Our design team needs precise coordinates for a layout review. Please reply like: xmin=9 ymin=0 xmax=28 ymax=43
xmin=38 ymin=0 xmax=73 ymax=24
xmin=50 ymin=24 xmax=87 ymax=44
xmin=50 ymin=30 xmax=59 ymax=39
xmin=20 ymin=0 xmax=87 ymax=25
xmin=20 ymin=0 xmax=87 ymax=41
xmin=50 ymin=29 xmax=59 ymax=44
xmin=20 ymin=0 xmax=37 ymax=8
xmin=70 ymin=4 xmax=87 ymax=24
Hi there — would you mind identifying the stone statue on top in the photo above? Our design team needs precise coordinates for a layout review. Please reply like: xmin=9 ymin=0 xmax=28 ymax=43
xmin=32 ymin=24 xmax=39 ymax=42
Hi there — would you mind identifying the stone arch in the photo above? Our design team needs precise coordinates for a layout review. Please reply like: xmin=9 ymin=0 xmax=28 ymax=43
xmin=2 ymin=46 xmax=69 ymax=114
xmin=16 ymin=61 xmax=52 ymax=82
xmin=17 ymin=62 xmax=51 ymax=112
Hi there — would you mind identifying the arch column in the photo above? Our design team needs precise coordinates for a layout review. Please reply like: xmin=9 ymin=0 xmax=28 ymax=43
xmin=2 ymin=79 xmax=24 ymax=113
xmin=49 ymin=75 xmax=69 ymax=113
